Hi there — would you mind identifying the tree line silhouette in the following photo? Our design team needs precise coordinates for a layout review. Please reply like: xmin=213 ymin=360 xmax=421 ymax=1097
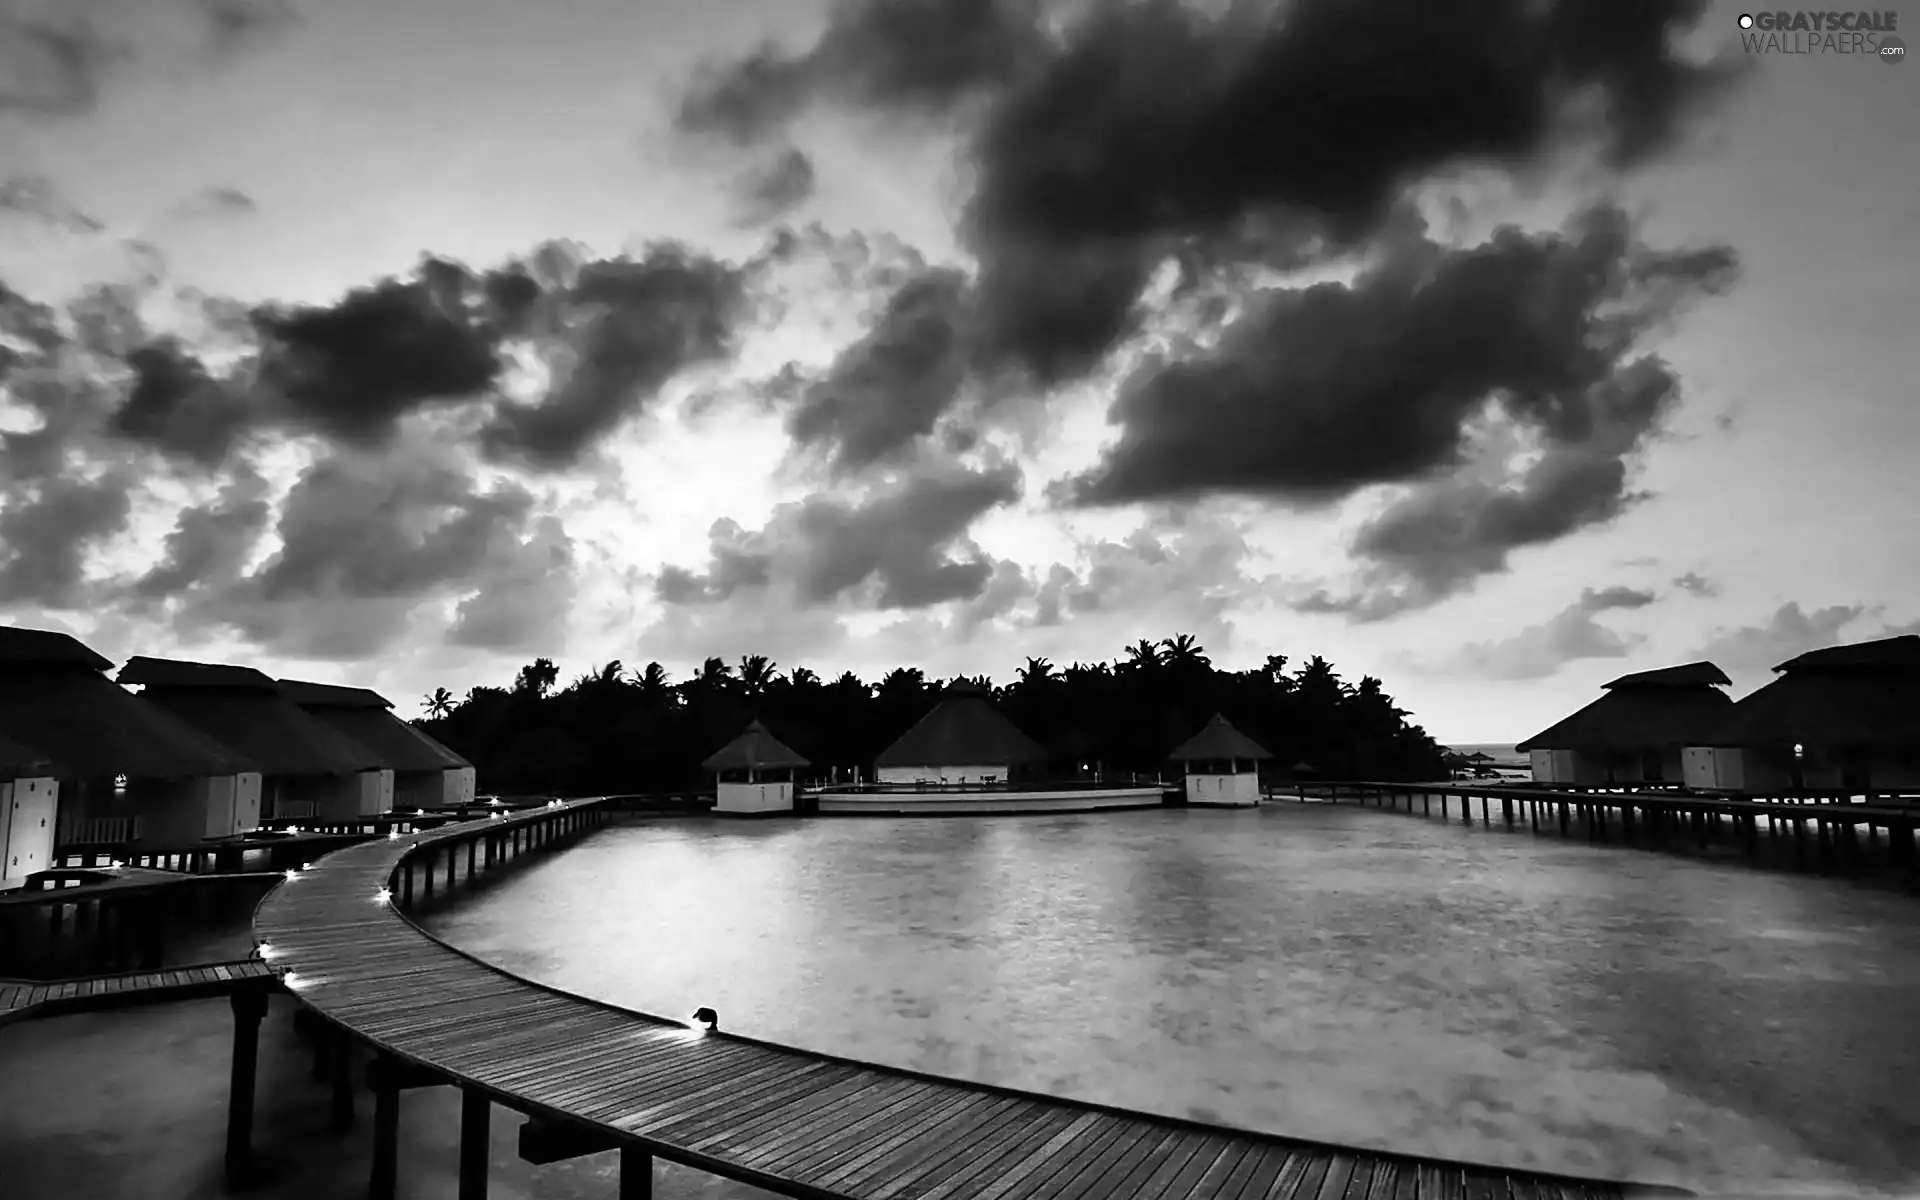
xmin=414 ymin=636 xmax=1450 ymax=795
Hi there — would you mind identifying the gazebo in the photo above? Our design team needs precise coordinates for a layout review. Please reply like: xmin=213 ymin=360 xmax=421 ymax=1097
xmin=1168 ymin=713 xmax=1273 ymax=807
xmin=873 ymin=681 xmax=1045 ymax=785
xmin=1 ymin=733 xmax=59 ymax=888
xmin=703 ymin=720 xmax=810 ymax=815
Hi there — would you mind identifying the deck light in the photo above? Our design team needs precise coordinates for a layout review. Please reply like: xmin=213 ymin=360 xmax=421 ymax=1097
xmin=690 ymin=1007 xmax=718 ymax=1033
xmin=283 ymin=869 xmax=300 ymax=881
xmin=488 ymin=796 xmax=502 ymax=806
xmin=491 ymin=812 xmax=503 ymax=821
xmin=388 ymin=829 xmax=401 ymax=840
xmin=109 ymin=859 xmax=124 ymax=869
xmin=282 ymin=971 xmax=304 ymax=990
xmin=375 ymin=887 xmax=391 ymax=905
xmin=256 ymin=942 xmax=274 ymax=960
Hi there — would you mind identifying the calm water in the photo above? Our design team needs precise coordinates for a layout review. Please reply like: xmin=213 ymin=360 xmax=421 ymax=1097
xmin=426 ymin=805 xmax=1920 ymax=1198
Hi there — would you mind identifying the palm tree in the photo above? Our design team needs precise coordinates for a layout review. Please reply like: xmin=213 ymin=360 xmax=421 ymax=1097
xmin=738 ymin=655 xmax=779 ymax=695
xmin=1161 ymin=633 xmax=1210 ymax=671
xmin=1017 ymin=656 xmax=1058 ymax=691
xmin=512 ymin=657 xmax=559 ymax=697
xmin=635 ymin=661 xmax=672 ymax=706
xmin=787 ymin=666 xmax=821 ymax=689
xmin=1123 ymin=639 xmax=1163 ymax=673
xmin=422 ymin=687 xmax=455 ymax=719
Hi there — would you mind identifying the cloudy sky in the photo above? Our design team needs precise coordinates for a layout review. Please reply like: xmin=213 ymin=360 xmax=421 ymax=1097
xmin=1 ymin=0 xmax=1914 ymax=744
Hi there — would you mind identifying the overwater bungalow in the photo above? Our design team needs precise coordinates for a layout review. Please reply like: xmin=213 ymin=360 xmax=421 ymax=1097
xmin=1168 ymin=713 xmax=1272 ymax=807
xmin=1517 ymin=662 xmax=1733 ymax=786
xmin=278 ymin=680 xmax=475 ymax=811
xmin=117 ymin=657 xmax=389 ymax=828
xmin=0 ymin=733 xmax=59 ymax=887
xmin=703 ymin=719 xmax=809 ymax=815
xmin=0 ymin=626 xmax=256 ymax=851
xmin=1691 ymin=634 xmax=1920 ymax=795
xmin=872 ymin=680 xmax=1046 ymax=785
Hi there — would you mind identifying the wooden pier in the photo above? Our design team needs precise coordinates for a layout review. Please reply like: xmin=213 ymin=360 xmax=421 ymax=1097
xmin=1306 ymin=782 xmax=1920 ymax=889
xmin=254 ymin=797 xmax=1693 ymax=1200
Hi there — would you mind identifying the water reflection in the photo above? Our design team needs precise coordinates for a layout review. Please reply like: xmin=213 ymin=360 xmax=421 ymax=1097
xmin=426 ymin=805 xmax=1920 ymax=1197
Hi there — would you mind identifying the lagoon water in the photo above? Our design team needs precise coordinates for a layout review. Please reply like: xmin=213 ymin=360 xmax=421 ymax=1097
xmin=425 ymin=804 xmax=1920 ymax=1199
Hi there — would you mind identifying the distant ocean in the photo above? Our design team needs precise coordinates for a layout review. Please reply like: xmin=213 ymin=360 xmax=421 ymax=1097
xmin=1446 ymin=742 xmax=1528 ymax=770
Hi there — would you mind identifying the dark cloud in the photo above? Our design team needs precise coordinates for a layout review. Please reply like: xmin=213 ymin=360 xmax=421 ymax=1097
xmin=249 ymin=258 xmax=517 ymax=445
xmin=181 ymin=441 xmax=575 ymax=659
xmin=479 ymin=244 xmax=750 ymax=469
xmin=128 ymin=467 xmax=273 ymax=601
xmin=1672 ymin=571 xmax=1718 ymax=597
xmin=170 ymin=185 xmax=258 ymax=221
xmin=786 ymin=267 xmax=969 ymax=474
xmin=0 ymin=471 xmax=137 ymax=607
xmin=1431 ymin=585 xmax=1656 ymax=681
xmin=675 ymin=0 xmax=1047 ymax=145
xmin=0 ymin=10 xmax=127 ymax=117
xmin=733 ymin=146 xmax=817 ymax=226
xmin=444 ymin=516 xmax=577 ymax=652
xmin=0 ymin=175 xmax=103 ymax=232
xmin=0 ymin=1 xmax=299 ymax=119
xmin=1690 ymin=602 xmax=1868 ymax=677
xmin=657 ymin=458 xmax=1021 ymax=610
xmin=109 ymin=337 xmax=258 ymax=467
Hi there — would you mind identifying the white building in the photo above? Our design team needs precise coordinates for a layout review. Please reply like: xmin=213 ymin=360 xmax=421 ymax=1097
xmin=0 ymin=736 xmax=58 ymax=889
xmin=1517 ymin=662 xmax=1734 ymax=787
xmin=1168 ymin=713 xmax=1272 ymax=807
xmin=704 ymin=720 xmax=810 ymax=815
xmin=280 ymin=679 xmax=474 ymax=813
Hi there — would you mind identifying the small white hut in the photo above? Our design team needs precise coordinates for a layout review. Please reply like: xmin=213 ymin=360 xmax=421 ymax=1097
xmin=1168 ymin=713 xmax=1272 ymax=807
xmin=0 ymin=735 xmax=59 ymax=888
xmin=872 ymin=682 xmax=1045 ymax=785
xmin=704 ymin=720 xmax=810 ymax=815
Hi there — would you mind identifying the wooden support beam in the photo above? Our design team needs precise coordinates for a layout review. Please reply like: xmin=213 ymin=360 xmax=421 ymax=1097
xmin=369 ymin=1067 xmax=400 ymax=1200
xmin=621 ymin=1146 xmax=653 ymax=1200
xmin=226 ymin=988 xmax=269 ymax=1188
xmin=517 ymin=1117 xmax=624 ymax=1164
xmin=459 ymin=1090 xmax=489 ymax=1200
xmin=330 ymin=1028 xmax=356 ymax=1131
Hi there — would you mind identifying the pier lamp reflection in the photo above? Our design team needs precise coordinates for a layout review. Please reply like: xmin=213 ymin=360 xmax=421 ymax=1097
xmin=689 ymin=1007 xmax=719 ymax=1034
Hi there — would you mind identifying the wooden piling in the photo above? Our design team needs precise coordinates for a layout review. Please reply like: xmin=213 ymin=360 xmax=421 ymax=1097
xmin=459 ymin=1090 xmax=489 ymax=1200
xmin=370 ymin=1060 xmax=400 ymax=1200
xmin=226 ymin=988 xmax=268 ymax=1187
xmin=621 ymin=1146 xmax=653 ymax=1200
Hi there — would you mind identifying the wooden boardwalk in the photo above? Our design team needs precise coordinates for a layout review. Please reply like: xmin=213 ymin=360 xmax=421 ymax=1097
xmin=0 ymin=957 xmax=279 ymax=1026
xmin=256 ymin=798 xmax=1693 ymax=1200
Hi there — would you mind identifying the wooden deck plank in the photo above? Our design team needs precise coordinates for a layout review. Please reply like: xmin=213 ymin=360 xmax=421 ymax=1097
xmin=244 ymin=798 xmax=1660 ymax=1200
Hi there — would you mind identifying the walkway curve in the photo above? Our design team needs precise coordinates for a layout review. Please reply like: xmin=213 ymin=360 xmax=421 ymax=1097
xmin=253 ymin=798 xmax=1691 ymax=1200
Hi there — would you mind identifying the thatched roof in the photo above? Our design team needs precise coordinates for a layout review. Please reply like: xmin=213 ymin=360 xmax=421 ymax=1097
xmin=0 ymin=667 xmax=255 ymax=780
xmin=1601 ymin=661 xmax=1731 ymax=689
xmin=1709 ymin=671 xmax=1920 ymax=749
xmin=875 ymin=690 xmax=1044 ymax=767
xmin=1169 ymin=713 xmax=1273 ymax=761
xmin=1516 ymin=685 xmax=1734 ymax=753
xmin=120 ymin=658 xmax=383 ymax=777
xmin=277 ymin=679 xmax=392 ymax=709
xmin=279 ymin=677 xmax=470 ymax=772
xmin=119 ymin=656 xmax=278 ymax=691
xmin=0 ymin=625 xmax=112 ymax=671
xmin=1774 ymin=634 xmax=1920 ymax=673
xmin=0 ymin=732 xmax=56 ymax=778
xmin=703 ymin=720 xmax=809 ymax=772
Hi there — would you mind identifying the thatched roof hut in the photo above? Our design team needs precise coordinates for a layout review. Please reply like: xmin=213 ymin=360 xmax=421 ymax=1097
xmin=278 ymin=679 xmax=471 ymax=772
xmin=0 ymin=627 xmax=254 ymax=780
xmin=118 ymin=656 xmax=383 ymax=777
xmin=1517 ymin=661 xmax=1734 ymax=753
xmin=875 ymin=681 xmax=1044 ymax=769
xmin=1168 ymin=713 xmax=1273 ymax=762
xmin=703 ymin=720 xmax=809 ymax=773
xmin=0 ymin=732 xmax=56 ymax=778
xmin=1713 ymin=635 xmax=1920 ymax=749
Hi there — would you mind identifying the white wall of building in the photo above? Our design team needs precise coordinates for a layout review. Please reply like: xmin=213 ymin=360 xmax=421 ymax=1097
xmin=1681 ymin=747 xmax=1746 ymax=791
xmin=1184 ymin=772 xmax=1260 ymax=806
xmin=441 ymin=766 xmax=476 ymax=807
xmin=716 ymin=780 xmax=795 ymax=814
xmin=875 ymin=764 xmax=1007 ymax=784
xmin=1 ymin=776 xmax=58 ymax=887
